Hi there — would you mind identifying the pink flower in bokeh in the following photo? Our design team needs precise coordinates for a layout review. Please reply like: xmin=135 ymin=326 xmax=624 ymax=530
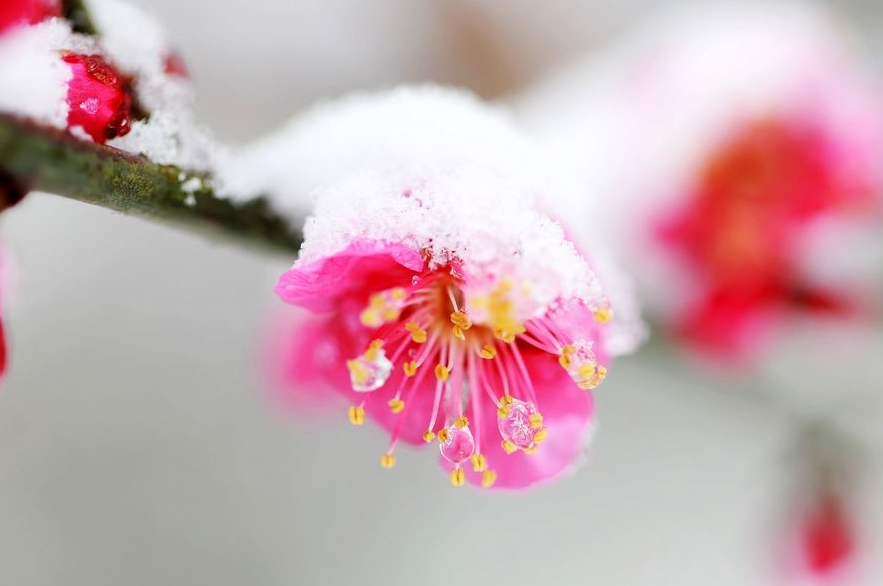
xmin=517 ymin=1 xmax=883 ymax=363
xmin=268 ymin=87 xmax=644 ymax=489
xmin=0 ymin=0 xmax=59 ymax=36
xmin=799 ymin=491 xmax=855 ymax=578
xmin=655 ymin=117 xmax=879 ymax=356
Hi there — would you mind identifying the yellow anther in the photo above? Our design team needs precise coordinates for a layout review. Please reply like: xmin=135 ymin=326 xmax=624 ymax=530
xmin=390 ymin=287 xmax=407 ymax=301
xmin=380 ymin=453 xmax=396 ymax=469
xmin=381 ymin=307 xmax=400 ymax=321
xmin=479 ymin=345 xmax=497 ymax=359
xmin=577 ymin=363 xmax=596 ymax=379
xmin=405 ymin=321 xmax=420 ymax=332
xmin=454 ymin=416 xmax=468 ymax=429
xmin=576 ymin=364 xmax=608 ymax=390
xmin=593 ymin=307 xmax=613 ymax=324
xmin=423 ymin=430 xmax=436 ymax=443
xmin=411 ymin=328 xmax=427 ymax=344
xmin=364 ymin=339 xmax=383 ymax=361
xmin=435 ymin=364 xmax=450 ymax=381
xmin=529 ymin=413 xmax=544 ymax=430
xmin=533 ymin=428 xmax=548 ymax=444
xmin=403 ymin=361 xmax=418 ymax=377
xmin=450 ymin=311 xmax=472 ymax=329
xmin=388 ymin=398 xmax=405 ymax=414
xmin=452 ymin=325 xmax=465 ymax=340
xmin=470 ymin=453 xmax=487 ymax=472
xmin=524 ymin=445 xmax=539 ymax=455
xmin=347 ymin=405 xmax=365 ymax=426
xmin=437 ymin=428 xmax=450 ymax=443
xmin=346 ymin=359 xmax=368 ymax=386
xmin=359 ymin=309 xmax=382 ymax=327
xmin=481 ymin=469 xmax=497 ymax=488
xmin=368 ymin=293 xmax=385 ymax=309
xmin=495 ymin=329 xmax=517 ymax=344
xmin=450 ymin=468 xmax=465 ymax=487
xmin=500 ymin=395 xmax=514 ymax=406
xmin=501 ymin=440 xmax=517 ymax=454
xmin=497 ymin=406 xmax=510 ymax=418
xmin=558 ymin=354 xmax=571 ymax=369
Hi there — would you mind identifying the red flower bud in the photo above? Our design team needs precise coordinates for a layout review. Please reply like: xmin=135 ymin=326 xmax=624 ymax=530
xmin=62 ymin=53 xmax=132 ymax=144
xmin=0 ymin=0 xmax=60 ymax=35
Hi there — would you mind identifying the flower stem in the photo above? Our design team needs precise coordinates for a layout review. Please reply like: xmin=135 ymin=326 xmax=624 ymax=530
xmin=0 ymin=115 xmax=303 ymax=255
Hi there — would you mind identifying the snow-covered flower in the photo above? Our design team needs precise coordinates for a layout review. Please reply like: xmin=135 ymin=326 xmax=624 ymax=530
xmin=0 ymin=0 xmax=214 ymax=164
xmin=0 ymin=17 xmax=134 ymax=144
xmin=270 ymin=87 xmax=644 ymax=490
xmin=62 ymin=52 xmax=132 ymax=143
xmin=517 ymin=1 xmax=883 ymax=362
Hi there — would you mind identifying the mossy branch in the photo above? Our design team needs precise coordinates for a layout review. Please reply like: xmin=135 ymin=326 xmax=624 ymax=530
xmin=62 ymin=0 xmax=98 ymax=35
xmin=0 ymin=115 xmax=303 ymax=255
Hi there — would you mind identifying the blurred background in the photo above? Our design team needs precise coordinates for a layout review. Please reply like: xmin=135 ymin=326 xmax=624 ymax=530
xmin=2 ymin=0 xmax=883 ymax=584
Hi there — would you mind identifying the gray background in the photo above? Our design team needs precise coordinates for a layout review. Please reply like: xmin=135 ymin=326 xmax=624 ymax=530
xmin=1 ymin=1 xmax=882 ymax=584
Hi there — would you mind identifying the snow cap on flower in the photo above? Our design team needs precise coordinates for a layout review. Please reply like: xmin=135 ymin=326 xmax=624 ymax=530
xmin=517 ymin=1 xmax=883 ymax=361
xmin=273 ymin=86 xmax=643 ymax=490
xmin=85 ymin=0 xmax=218 ymax=171
xmin=0 ymin=17 xmax=133 ymax=143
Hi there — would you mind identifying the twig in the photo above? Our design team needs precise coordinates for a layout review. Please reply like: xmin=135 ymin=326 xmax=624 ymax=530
xmin=0 ymin=115 xmax=302 ymax=255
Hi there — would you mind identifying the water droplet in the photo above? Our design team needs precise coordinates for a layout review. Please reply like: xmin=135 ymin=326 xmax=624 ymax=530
xmin=564 ymin=340 xmax=605 ymax=390
xmin=439 ymin=425 xmax=475 ymax=464
xmin=497 ymin=399 xmax=540 ymax=450
xmin=348 ymin=349 xmax=392 ymax=392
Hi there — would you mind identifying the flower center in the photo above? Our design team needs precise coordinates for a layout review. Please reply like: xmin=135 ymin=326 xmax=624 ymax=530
xmin=344 ymin=267 xmax=610 ymax=487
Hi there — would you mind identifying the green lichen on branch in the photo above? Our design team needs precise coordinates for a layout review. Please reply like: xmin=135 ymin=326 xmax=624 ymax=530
xmin=0 ymin=114 xmax=302 ymax=255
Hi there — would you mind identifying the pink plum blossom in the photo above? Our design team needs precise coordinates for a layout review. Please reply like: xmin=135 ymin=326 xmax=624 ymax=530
xmin=269 ymin=87 xmax=644 ymax=489
xmin=517 ymin=1 xmax=883 ymax=363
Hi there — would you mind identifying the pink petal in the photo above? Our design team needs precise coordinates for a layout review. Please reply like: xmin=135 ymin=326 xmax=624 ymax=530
xmin=275 ymin=239 xmax=424 ymax=313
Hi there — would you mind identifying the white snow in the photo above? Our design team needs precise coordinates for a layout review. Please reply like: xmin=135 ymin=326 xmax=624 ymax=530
xmin=88 ymin=0 xmax=222 ymax=171
xmin=281 ymin=86 xmax=620 ymax=326
xmin=0 ymin=19 xmax=84 ymax=128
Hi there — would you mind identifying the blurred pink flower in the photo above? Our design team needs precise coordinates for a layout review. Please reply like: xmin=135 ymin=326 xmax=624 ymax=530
xmin=655 ymin=118 xmax=879 ymax=356
xmin=799 ymin=491 xmax=855 ymax=578
xmin=266 ymin=87 xmax=643 ymax=489
xmin=517 ymin=1 xmax=883 ymax=363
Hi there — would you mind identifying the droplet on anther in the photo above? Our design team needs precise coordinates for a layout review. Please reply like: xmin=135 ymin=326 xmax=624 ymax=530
xmin=497 ymin=398 xmax=542 ymax=450
xmin=347 ymin=341 xmax=392 ymax=392
xmin=439 ymin=424 xmax=475 ymax=464
xmin=561 ymin=340 xmax=606 ymax=390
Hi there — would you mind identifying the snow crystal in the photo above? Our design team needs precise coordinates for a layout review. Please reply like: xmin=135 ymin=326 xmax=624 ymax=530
xmin=286 ymin=86 xmax=608 ymax=319
xmin=220 ymin=85 xmax=545 ymax=219
xmin=0 ymin=19 xmax=84 ymax=127
xmin=88 ymin=0 xmax=222 ymax=172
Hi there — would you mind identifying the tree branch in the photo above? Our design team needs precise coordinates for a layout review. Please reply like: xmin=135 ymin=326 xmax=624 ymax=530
xmin=0 ymin=115 xmax=302 ymax=255
xmin=62 ymin=0 xmax=98 ymax=35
